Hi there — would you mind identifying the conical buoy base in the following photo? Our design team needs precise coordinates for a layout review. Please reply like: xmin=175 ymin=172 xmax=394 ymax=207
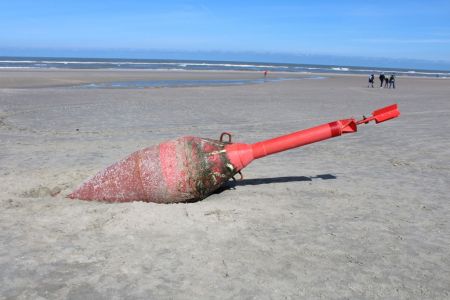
xmin=68 ymin=145 xmax=168 ymax=202
xmin=68 ymin=137 xmax=236 ymax=203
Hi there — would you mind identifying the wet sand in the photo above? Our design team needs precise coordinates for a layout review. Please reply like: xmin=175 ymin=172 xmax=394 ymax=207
xmin=1 ymin=69 xmax=449 ymax=299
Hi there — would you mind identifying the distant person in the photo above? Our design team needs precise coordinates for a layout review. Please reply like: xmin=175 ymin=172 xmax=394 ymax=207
xmin=379 ymin=73 xmax=385 ymax=88
xmin=368 ymin=73 xmax=374 ymax=88
xmin=384 ymin=75 xmax=389 ymax=88
xmin=264 ymin=70 xmax=268 ymax=78
xmin=389 ymin=74 xmax=396 ymax=89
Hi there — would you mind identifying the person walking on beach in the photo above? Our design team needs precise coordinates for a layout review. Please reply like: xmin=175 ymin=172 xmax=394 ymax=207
xmin=264 ymin=70 xmax=268 ymax=78
xmin=379 ymin=73 xmax=385 ymax=88
xmin=368 ymin=73 xmax=374 ymax=88
xmin=389 ymin=74 xmax=396 ymax=89
xmin=384 ymin=75 xmax=389 ymax=88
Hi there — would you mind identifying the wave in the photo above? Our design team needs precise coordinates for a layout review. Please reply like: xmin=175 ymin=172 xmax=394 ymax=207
xmin=360 ymin=68 xmax=450 ymax=76
xmin=0 ymin=60 xmax=286 ymax=68
xmin=331 ymin=67 xmax=350 ymax=71
xmin=177 ymin=62 xmax=288 ymax=68
xmin=0 ymin=66 xmax=41 ymax=69
xmin=0 ymin=60 xmax=191 ymax=66
xmin=0 ymin=60 xmax=40 ymax=63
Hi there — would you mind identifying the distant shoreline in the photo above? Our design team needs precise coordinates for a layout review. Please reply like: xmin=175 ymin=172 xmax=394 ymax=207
xmin=1 ymin=56 xmax=449 ymax=79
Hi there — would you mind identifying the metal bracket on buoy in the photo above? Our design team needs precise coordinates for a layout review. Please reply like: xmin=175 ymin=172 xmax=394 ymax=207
xmin=220 ymin=132 xmax=233 ymax=143
xmin=232 ymin=171 xmax=243 ymax=182
xmin=220 ymin=132 xmax=244 ymax=181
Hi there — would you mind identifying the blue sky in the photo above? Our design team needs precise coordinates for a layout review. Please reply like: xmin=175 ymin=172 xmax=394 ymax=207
xmin=1 ymin=0 xmax=450 ymax=69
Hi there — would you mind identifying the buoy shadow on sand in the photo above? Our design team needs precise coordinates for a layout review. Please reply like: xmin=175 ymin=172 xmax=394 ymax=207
xmin=232 ymin=174 xmax=337 ymax=186
xmin=209 ymin=174 xmax=337 ymax=197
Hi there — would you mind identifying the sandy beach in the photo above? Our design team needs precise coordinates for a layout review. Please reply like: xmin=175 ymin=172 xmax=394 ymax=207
xmin=1 ymin=69 xmax=449 ymax=299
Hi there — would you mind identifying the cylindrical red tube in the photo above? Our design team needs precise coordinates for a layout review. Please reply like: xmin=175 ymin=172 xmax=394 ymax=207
xmin=225 ymin=119 xmax=356 ymax=172
xmin=252 ymin=121 xmax=343 ymax=159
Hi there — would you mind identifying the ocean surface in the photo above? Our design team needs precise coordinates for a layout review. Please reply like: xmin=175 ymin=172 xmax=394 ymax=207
xmin=1 ymin=57 xmax=449 ymax=78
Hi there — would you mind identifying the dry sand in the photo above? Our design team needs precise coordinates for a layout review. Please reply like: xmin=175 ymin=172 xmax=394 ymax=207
xmin=0 ymin=69 xmax=449 ymax=299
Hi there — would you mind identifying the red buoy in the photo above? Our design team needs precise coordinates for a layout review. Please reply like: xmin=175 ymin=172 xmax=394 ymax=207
xmin=68 ymin=104 xmax=400 ymax=203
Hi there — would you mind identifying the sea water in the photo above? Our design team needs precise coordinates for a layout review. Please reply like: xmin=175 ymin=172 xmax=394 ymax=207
xmin=1 ymin=57 xmax=449 ymax=78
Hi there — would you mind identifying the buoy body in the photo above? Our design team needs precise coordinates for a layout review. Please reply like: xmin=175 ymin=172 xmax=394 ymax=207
xmin=69 ymin=104 xmax=400 ymax=203
xmin=69 ymin=136 xmax=237 ymax=203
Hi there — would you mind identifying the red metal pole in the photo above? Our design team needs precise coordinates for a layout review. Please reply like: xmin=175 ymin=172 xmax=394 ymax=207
xmin=252 ymin=120 xmax=353 ymax=159
xmin=225 ymin=118 xmax=358 ymax=171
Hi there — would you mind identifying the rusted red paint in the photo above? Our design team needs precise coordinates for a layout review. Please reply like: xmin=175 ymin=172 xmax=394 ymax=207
xmin=68 ymin=136 xmax=236 ymax=203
